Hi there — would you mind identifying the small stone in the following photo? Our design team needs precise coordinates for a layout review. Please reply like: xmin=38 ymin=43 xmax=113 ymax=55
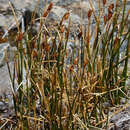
xmin=0 ymin=101 xmax=7 ymax=111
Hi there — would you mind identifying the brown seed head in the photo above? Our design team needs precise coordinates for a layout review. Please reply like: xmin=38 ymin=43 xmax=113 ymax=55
xmin=104 ymin=15 xmax=107 ymax=24
xmin=32 ymin=49 xmax=38 ymax=58
xmin=102 ymin=0 xmax=106 ymax=5
xmin=114 ymin=37 xmax=120 ymax=49
xmin=60 ymin=25 xmax=65 ymax=33
xmin=83 ymin=58 xmax=88 ymax=68
xmin=78 ymin=31 xmax=82 ymax=39
xmin=60 ymin=12 xmax=69 ymax=26
xmin=42 ymin=41 xmax=45 ymax=49
xmin=63 ymin=12 xmax=70 ymax=21
xmin=108 ymin=4 xmax=114 ymax=13
xmin=69 ymin=65 xmax=74 ymax=72
xmin=47 ymin=2 xmax=53 ymax=12
xmin=65 ymin=31 xmax=69 ymax=39
xmin=108 ymin=11 xmax=113 ymax=20
xmin=17 ymin=32 xmax=23 ymax=41
xmin=43 ymin=11 xmax=48 ymax=17
xmin=88 ymin=9 xmax=93 ymax=19
xmin=73 ymin=57 xmax=79 ymax=65
xmin=32 ymin=40 xmax=36 ymax=49
xmin=86 ymin=35 xmax=90 ymax=44
xmin=45 ymin=44 xmax=50 ymax=52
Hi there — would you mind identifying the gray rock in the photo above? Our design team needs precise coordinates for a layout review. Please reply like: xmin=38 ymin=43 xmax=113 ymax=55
xmin=0 ymin=62 xmax=14 ymax=96
xmin=56 ymin=0 xmax=79 ymax=6
xmin=0 ymin=43 xmax=17 ymax=67
xmin=0 ymin=101 xmax=8 ymax=112
xmin=110 ymin=109 xmax=130 ymax=130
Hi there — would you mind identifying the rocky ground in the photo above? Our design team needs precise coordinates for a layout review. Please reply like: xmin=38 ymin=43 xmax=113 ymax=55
xmin=0 ymin=0 xmax=130 ymax=129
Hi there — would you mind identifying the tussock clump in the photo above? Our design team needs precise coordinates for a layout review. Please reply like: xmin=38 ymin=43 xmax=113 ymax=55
xmin=2 ymin=0 xmax=129 ymax=129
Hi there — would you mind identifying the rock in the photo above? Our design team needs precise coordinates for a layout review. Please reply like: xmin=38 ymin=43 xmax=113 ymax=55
xmin=110 ymin=108 xmax=130 ymax=130
xmin=0 ymin=62 xmax=14 ymax=96
xmin=56 ymin=0 xmax=79 ymax=6
xmin=0 ymin=43 xmax=17 ymax=67
xmin=49 ymin=6 xmax=67 ymax=20
xmin=0 ymin=101 xmax=8 ymax=112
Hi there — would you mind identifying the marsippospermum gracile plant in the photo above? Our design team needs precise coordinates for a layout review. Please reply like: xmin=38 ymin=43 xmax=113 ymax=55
xmin=4 ymin=0 xmax=130 ymax=129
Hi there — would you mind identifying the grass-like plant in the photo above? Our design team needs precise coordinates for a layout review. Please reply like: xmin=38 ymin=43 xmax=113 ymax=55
xmin=1 ymin=0 xmax=129 ymax=129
